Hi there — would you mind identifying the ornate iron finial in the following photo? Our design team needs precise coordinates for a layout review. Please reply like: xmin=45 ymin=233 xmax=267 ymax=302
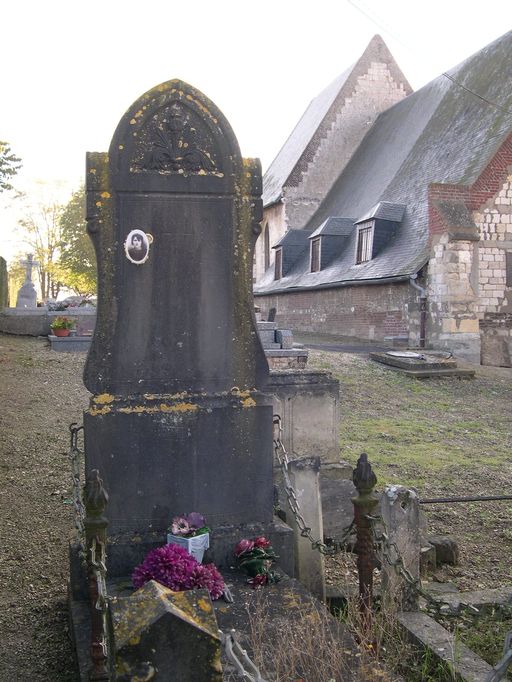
xmin=84 ymin=469 xmax=109 ymax=519
xmin=353 ymin=453 xmax=377 ymax=494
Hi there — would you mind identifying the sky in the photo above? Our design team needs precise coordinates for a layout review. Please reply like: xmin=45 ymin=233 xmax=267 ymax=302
xmin=1 ymin=0 xmax=510 ymax=263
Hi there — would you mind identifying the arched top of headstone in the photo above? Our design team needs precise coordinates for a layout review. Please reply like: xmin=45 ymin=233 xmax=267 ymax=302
xmin=109 ymin=79 xmax=242 ymax=194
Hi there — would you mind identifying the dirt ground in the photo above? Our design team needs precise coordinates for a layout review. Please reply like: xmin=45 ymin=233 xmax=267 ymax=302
xmin=0 ymin=333 xmax=510 ymax=681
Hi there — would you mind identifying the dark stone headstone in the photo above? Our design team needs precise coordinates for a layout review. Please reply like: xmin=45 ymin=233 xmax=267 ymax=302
xmin=83 ymin=80 xmax=275 ymax=539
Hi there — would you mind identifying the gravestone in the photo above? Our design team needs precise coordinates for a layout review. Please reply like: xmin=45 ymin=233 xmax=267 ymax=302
xmin=0 ymin=257 xmax=8 ymax=309
xmin=81 ymin=79 xmax=288 ymax=566
xmin=16 ymin=253 xmax=38 ymax=308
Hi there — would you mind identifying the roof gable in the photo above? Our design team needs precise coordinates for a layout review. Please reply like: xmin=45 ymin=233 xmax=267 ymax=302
xmin=262 ymin=34 xmax=412 ymax=207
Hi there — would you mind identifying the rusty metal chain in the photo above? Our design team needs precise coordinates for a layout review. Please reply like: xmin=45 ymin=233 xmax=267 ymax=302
xmin=90 ymin=536 xmax=108 ymax=611
xmin=368 ymin=514 xmax=480 ymax=619
xmin=220 ymin=629 xmax=268 ymax=682
xmin=69 ymin=423 xmax=85 ymax=539
xmin=273 ymin=415 xmax=355 ymax=556
xmin=486 ymin=629 xmax=512 ymax=681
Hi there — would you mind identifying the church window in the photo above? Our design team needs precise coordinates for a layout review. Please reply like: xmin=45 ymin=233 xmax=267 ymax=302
xmin=274 ymin=247 xmax=283 ymax=280
xmin=356 ymin=222 xmax=374 ymax=263
xmin=310 ymin=237 xmax=321 ymax=272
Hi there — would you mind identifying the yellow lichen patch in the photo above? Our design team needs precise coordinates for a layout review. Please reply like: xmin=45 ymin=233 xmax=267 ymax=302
xmin=242 ymin=397 xmax=256 ymax=408
xmin=160 ymin=402 xmax=198 ymax=413
xmin=134 ymin=109 xmax=144 ymax=119
xmin=95 ymin=201 xmax=102 ymax=207
xmin=129 ymin=118 xmax=137 ymax=125
xmin=197 ymin=597 xmax=211 ymax=613
xmin=100 ymin=191 xmax=111 ymax=199
xmin=89 ymin=406 xmax=111 ymax=416
xmin=94 ymin=393 xmax=115 ymax=405
xmin=89 ymin=168 xmax=97 ymax=175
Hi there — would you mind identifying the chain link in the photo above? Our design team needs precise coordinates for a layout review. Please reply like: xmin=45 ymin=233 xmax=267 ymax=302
xmin=68 ymin=423 xmax=85 ymax=539
xmin=220 ymin=629 xmax=267 ymax=682
xmin=90 ymin=536 xmax=108 ymax=611
xmin=369 ymin=514 xmax=480 ymax=619
xmin=273 ymin=415 xmax=355 ymax=556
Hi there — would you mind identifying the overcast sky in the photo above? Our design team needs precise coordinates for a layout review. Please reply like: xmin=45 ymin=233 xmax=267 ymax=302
xmin=1 ymin=0 xmax=510 ymax=261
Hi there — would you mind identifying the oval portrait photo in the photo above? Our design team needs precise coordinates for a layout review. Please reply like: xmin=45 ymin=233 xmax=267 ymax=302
xmin=124 ymin=229 xmax=150 ymax=265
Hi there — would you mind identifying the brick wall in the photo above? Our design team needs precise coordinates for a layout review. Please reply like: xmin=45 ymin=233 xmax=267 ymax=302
xmin=255 ymin=280 xmax=415 ymax=343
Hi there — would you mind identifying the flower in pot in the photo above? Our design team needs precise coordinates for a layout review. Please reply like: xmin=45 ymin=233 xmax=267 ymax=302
xmin=50 ymin=316 xmax=75 ymax=337
xmin=167 ymin=512 xmax=210 ymax=563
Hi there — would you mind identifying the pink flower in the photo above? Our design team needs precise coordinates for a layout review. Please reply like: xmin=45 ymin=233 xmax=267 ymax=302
xmin=132 ymin=544 xmax=224 ymax=600
xmin=171 ymin=517 xmax=190 ymax=536
xmin=253 ymin=536 xmax=271 ymax=549
xmin=248 ymin=574 xmax=268 ymax=588
xmin=234 ymin=539 xmax=255 ymax=556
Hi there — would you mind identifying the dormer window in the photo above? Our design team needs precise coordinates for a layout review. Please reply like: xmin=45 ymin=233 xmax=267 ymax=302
xmin=274 ymin=247 xmax=283 ymax=280
xmin=356 ymin=221 xmax=374 ymax=264
xmin=310 ymin=237 xmax=321 ymax=272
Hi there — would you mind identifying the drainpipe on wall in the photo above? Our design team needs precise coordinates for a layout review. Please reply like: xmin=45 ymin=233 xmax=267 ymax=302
xmin=409 ymin=275 xmax=427 ymax=349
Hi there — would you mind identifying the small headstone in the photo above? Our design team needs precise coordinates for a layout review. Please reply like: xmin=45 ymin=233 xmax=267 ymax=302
xmin=16 ymin=253 xmax=38 ymax=308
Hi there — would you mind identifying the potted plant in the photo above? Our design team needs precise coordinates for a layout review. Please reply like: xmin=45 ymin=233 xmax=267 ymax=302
xmin=167 ymin=512 xmax=210 ymax=563
xmin=50 ymin=316 xmax=75 ymax=337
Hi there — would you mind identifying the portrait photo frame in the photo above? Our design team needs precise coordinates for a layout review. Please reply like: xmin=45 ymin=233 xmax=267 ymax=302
xmin=124 ymin=229 xmax=152 ymax=265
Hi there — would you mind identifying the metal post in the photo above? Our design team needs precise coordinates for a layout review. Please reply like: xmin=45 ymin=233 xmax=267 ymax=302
xmin=84 ymin=469 xmax=110 ymax=681
xmin=352 ymin=453 xmax=378 ymax=629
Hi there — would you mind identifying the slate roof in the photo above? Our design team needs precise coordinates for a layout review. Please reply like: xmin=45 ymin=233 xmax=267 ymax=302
xmin=255 ymin=30 xmax=512 ymax=294
xmin=262 ymin=65 xmax=353 ymax=207
xmin=309 ymin=217 xmax=355 ymax=239
xmin=355 ymin=201 xmax=406 ymax=224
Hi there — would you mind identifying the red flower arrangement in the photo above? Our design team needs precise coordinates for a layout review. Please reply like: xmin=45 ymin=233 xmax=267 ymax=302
xmin=234 ymin=536 xmax=280 ymax=588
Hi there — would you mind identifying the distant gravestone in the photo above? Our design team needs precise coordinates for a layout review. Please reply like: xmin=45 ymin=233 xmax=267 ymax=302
xmin=16 ymin=253 xmax=38 ymax=308
xmin=0 ymin=257 xmax=8 ymax=309
xmin=83 ymin=80 xmax=277 ymax=545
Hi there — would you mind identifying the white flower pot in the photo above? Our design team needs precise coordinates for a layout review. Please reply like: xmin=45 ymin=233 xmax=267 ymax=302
xmin=167 ymin=532 xmax=210 ymax=563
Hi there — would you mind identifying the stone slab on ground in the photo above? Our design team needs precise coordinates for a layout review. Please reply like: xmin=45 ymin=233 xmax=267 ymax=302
xmin=434 ymin=585 xmax=512 ymax=613
xmin=397 ymin=611 xmax=494 ymax=681
xmin=49 ymin=335 xmax=92 ymax=352
xmin=370 ymin=352 xmax=475 ymax=378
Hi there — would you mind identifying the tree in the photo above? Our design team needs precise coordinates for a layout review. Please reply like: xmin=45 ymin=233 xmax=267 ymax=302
xmin=59 ymin=187 xmax=97 ymax=295
xmin=0 ymin=141 xmax=22 ymax=192
xmin=17 ymin=201 xmax=64 ymax=300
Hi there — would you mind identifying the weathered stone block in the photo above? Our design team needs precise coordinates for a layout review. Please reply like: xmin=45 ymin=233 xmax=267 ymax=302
xmin=111 ymin=581 xmax=222 ymax=681
xmin=428 ymin=535 xmax=459 ymax=566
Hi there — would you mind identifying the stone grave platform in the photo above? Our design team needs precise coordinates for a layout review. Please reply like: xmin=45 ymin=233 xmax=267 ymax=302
xmin=48 ymin=334 xmax=93 ymax=352
xmin=370 ymin=350 xmax=475 ymax=378
xmin=70 ymin=569 xmax=362 ymax=681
